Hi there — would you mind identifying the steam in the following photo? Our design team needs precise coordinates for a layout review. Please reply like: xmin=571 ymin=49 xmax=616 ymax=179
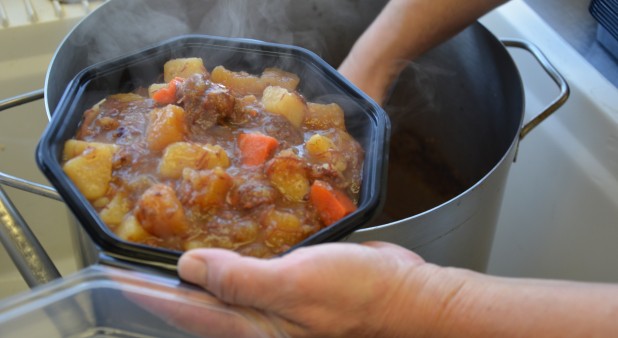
xmin=60 ymin=0 xmax=451 ymax=125
xmin=64 ymin=0 xmax=384 ymax=68
xmin=55 ymin=0 xmax=396 ymax=129
xmin=197 ymin=0 xmax=295 ymax=43
xmin=385 ymin=59 xmax=455 ymax=134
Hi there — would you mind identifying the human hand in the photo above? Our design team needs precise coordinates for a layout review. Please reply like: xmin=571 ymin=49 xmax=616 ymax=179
xmin=176 ymin=241 xmax=451 ymax=338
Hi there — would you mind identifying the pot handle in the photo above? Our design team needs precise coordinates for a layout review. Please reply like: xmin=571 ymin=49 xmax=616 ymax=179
xmin=500 ymin=38 xmax=570 ymax=140
xmin=0 ymin=90 xmax=65 ymax=289
xmin=0 ymin=88 xmax=44 ymax=111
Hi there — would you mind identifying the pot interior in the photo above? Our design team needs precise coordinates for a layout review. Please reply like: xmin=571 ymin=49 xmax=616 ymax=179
xmin=368 ymin=28 xmax=523 ymax=226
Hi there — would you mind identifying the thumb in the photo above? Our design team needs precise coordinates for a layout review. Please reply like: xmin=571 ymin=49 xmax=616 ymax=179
xmin=178 ymin=248 xmax=282 ymax=308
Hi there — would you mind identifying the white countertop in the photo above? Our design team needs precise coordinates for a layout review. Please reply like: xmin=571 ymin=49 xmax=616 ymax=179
xmin=482 ymin=0 xmax=618 ymax=282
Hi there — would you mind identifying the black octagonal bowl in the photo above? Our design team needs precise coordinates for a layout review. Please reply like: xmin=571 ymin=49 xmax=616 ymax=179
xmin=36 ymin=34 xmax=390 ymax=271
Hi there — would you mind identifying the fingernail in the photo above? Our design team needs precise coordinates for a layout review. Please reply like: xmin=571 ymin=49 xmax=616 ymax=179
xmin=178 ymin=254 xmax=208 ymax=285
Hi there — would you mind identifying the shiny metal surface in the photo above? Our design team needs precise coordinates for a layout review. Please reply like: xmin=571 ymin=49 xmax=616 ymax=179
xmin=0 ymin=185 xmax=60 ymax=287
xmin=0 ymin=172 xmax=61 ymax=201
xmin=0 ymin=89 xmax=43 ymax=113
xmin=502 ymin=39 xmax=570 ymax=140
xmin=0 ymin=91 xmax=62 ymax=201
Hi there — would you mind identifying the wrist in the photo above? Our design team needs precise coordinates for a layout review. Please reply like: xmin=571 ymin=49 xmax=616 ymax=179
xmin=338 ymin=51 xmax=402 ymax=105
xmin=379 ymin=264 xmax=484 ymax=337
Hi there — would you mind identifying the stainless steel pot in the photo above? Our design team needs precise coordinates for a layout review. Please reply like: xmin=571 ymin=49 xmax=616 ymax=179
xmin=347 ymin=38 xmax=568 ymax=271
xmin=3 ymin=0 xmax=567 ymax=275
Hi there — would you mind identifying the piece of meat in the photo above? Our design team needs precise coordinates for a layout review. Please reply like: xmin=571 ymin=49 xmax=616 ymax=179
xmin=229 ymin=175 xmax=279 ymax=209
xmin=179 ymin=74 xmax=235 ymax=132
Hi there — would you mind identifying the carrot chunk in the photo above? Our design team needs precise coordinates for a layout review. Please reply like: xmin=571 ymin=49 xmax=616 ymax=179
xmin=152 ymin=77 xmax=183 ymax=104
xmin=238 ymin=133 xmax=279 ymax=166
xmin=309 ymin=180 xmax=357 ymax=226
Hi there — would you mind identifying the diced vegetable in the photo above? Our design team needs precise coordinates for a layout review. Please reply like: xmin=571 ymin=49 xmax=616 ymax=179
xmin=263 ymin=209 xmax=307 ymax=250
xmin=179 ymin=167 xmax=233 ymax=210
xmin=115 ymin=215 xmax=151 ymax=242
xmin=266 ymin=154 xmax=310 ymax=202
xmin=62 ymin=139 xmax=100 ymax=161
xmin=135 ymin=184 xmax=188 ymax=238
xmin=305 ymin=134 xmax=347 ymax=172
xmin=163 ymin=57 xmax=207 ymax=82
xmin=232 ymin=220 xmax=260 ymax=244
xmin=148 ymin=83 xmax=167 ymax=98
xmin=305 ymin=102 xmax=346 ymax=130
xmin=309 ymin=180 xmax=357 ymax=226
xmin=99 ymin=191 xmax=132 ymax=227
xmin=150 ymin=77 xmax=183 ymax=105
xmin=107 ymin=93 xmax=144 ymax=103
xmin=305 ymin=134 xmax=336 ymax=156
xmin=261 ymin=86 xmax=307 ymax=128
xmin=260 ymin=68 xmax=300 ymax=91
xmin=62 ymin=142 xmax=116 ymax=200
xmin=146 ymin=104 xmax=187 ymax=152
xmin=92 ymin=196 xmax=110 ymax=209
xmin=211 ymin=66 xmax=300 ymax=96
xmin=211 ymin=65 xmax=264 ymax=96
xmin=158 ymin=142 xmax=230 ymax=179
xmin=238 ymin=132 xmax=279 ymax=166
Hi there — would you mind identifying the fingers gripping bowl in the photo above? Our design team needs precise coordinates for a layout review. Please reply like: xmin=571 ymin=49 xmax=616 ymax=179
xmin=36 ymin=35 xmax=390 ymax=267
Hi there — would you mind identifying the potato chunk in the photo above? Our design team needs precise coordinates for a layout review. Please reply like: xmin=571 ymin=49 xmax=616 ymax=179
xmin=260 ymin=68 xmax=300 ymax=92
xmin=263 ymin=209 xmax=307 ymax=250
xmin=115 ymin=215 xmax=151 ymax=242
xmin=306 ymin=134 xmax=336 ymax=156
xmin=179 ymin=167 xmax=233 ymax=210
xmin=305 ymin=102 xmax=346 ymax=130
xmin=99 ymin=191 xmax=132 ymax=227
xmin=266 ymin=153 xmax=310 ymax=202
xmin=62 ymin=141 xmax=116 ymax=200
xmin=211 ymin=66 xmax=264 ymax=96
xmin=211 ymin=66 xmax=300 ymax=96
xmin=158 ymin=142 xmax=230 ymax=179
xmin=108 ymin=93 xmax=145 ymax=102
xmin=164 ymin=57 xmax=207 ymax=82
xmin=261 ymin=86 xmax=307 ymax=128
xmin=135 ymin=184 xmax=188 ymax=238
xmin=146 ymin=104 xmax=187 ymax=152
xmin=305 ymin=134 xmax=347 ymax=172
xmin=63 ymin=140 xmax=117 ymax=162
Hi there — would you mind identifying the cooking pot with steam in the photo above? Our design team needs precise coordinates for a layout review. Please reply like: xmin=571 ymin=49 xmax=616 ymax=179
xmin=45 ymin=0 xmax=568 ymax=272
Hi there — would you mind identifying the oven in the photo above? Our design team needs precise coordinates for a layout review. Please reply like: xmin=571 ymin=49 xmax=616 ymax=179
xmin=1 ymin=0 xmax=617 ymax=303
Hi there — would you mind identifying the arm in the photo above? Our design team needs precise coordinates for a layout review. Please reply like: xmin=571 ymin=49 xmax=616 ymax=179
xmin=177 ymin=242 xmax=618 ymax=337
xmin=338 ymin=0 xmax=508 ymax=105
xmin=437 ymin=270 xmax=618 ymax=337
